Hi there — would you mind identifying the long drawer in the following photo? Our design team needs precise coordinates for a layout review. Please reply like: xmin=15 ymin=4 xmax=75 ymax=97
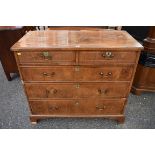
xmin=16 ymin=51 xmax=75 ymax=65
xmin=79 ymin=51 xmax=137 ymax=64
xmin=25 ymin=82 xmax=130 ymax=99
xmin=30 ymin=99 xmax=125 ymax=115
xmin=20 ymin=66 xmax=134 ymax=82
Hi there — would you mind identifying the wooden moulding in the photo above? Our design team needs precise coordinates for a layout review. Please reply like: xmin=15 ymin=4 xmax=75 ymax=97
xmin=11 ymin=30 xmax=143 ymax=124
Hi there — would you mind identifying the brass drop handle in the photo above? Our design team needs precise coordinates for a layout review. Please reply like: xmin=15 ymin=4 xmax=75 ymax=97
xmin=98 ymin=89 xmax=108 ymax=94
xmin=75 ymin=66 xmax=80 ymax=72
xmin=96 ymin=105 xmax=106 ymax=111
xmin=51 ymin=72 xmax=55 ymax=76
xmin=105 ymin=72 xmax=112 ymax=77
xmin=99 ymin=72 xmax=112 ymax=77
xmin=41 ymin=52 xmax=52 ymax=60
xmin=17 ymin=52 xmax=21 ymax=56
xmin=49 ymin=106 xmax=59 ymax=110
xmin=99 ymin=72 xmax=104 ymax=76
xmin=102 ymin=52 xmax=114 ymax=59
xmin=46 ymin=88 xmax=57 ymax=97
xmin=50 ymin=89 xmax=57 ymax=94
xmin=43 ymin=72 xmax=55 ymax=77
xmin=75 ymin=83 xmax=80 ymax=88
xmin=75 ymin=101 xmax=79 ymax=105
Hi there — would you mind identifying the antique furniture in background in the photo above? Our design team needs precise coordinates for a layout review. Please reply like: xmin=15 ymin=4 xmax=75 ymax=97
xmin=132 ymin=26 xmax=155 ymax=95
xmin=11 ymin=30 xmax=143 ymax=124
xmin=122 ymin=26 xmax=149 ymax=42
xmin=0 ymin=26 xmax=36 ymax=81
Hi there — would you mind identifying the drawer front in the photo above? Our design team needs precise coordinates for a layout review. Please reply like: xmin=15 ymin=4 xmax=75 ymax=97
xmin=25 ymin=83 xmax=129 ymax=99
xmin=29 ymin=99 xmax=125 ymax=115
xmin=76 ymin=83 xmax=129 ymax=98
xmin=21 ymin=66 xmax=134 ymax=82
xmin=68 ymin=99 xmax=125 ymax=115
xmin=16 ymin=51 xmax=75 ymax=65
xmin=76 ymin=66 xmax=134 ymax=81
xmin=21 ymin=66 xmax=75 ymax=82
xmin=79 ymin=51 xmax=137 ymax=64
xmin=25 ymin=83 xmax=75 ymax=99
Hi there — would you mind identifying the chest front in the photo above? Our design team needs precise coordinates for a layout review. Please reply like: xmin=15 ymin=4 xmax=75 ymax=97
xmin=12 ymin=30 xmax=143 ymax=124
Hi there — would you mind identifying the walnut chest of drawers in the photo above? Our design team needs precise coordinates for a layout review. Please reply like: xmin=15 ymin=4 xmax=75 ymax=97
xmin=11 ymin=30 xmax=143 ymax=124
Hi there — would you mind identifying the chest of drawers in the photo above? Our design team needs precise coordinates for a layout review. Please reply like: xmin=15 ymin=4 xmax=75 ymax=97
xmin=11 ymin=30 xmax=143 ymax=124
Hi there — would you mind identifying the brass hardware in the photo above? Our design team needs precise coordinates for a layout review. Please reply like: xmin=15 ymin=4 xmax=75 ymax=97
xmin=96 ymin=105 xmax=106 ymax=111
xmin=41 ymin=52 xmax=52 ymax=60
xmin=102 ymin=52 xmax=114 ymax=59
xmin=43 ymin=72 xmax=50 ymax=76
xmin=43 ymin=51 xmax=49 ymax=57
xmin=43 ymin=72 xmax=55 ymax=77
xmin=99 ymin=72 xmax=104 ymax=76
xmin=51 ymin=72 xmax=55 ymax=76
xmin=75 ymin=66 xmax=80 ymax=71
xmin=107 ymin=72 xmax=112 ymax=76
xmin=98 ymin=89 xmax=108 ymax=94
xmin=50 ymin=89 xmax=57 ymax=94
xmin=75 ymin=102 xmax=79 ymax=105
xmin=46 ymin=88 xmax=57 ymax=97
xmin=49 ymin=106 xmax=59 ymax=110
xmin=99 ymin=72 xmax=112 ymax=77
xmin=17 ymin=52 xmax=21 ymax=56
xmin=75 ymin=83 xmax=80 ymax=88
xmin=55 ymin=106 xmax=59 ymax=110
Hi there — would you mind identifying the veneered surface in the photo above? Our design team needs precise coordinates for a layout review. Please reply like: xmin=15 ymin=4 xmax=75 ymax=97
xmin=11 ymin=30 xmax=143 ymax=51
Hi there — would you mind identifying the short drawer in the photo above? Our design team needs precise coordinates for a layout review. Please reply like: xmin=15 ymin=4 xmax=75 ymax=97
xmin=25 ymin=82 xmax=129 ymax=99
xmin=20 ymin=65 xmax=134 ymax=82
xmin=29 ymin=99 xmax=125 ymax=115
xmin=79 ymin=51 xmax=137 ymax=64
xmin=16 ymin=51 xmax=75 ymax=65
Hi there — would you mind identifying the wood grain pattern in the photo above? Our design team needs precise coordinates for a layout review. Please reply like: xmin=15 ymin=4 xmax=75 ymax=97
xmin=11 ymin=30 xmax=143 ymax=51
xmin=20 ymin=65 xmax=134 ymax=82
xmin=16 ymin=51 xmax=76 ymax=65
xmin=30 ymin=99 xmax=125 ymax=115
xmin=11 ymin=30 xmax=143 ymax=124
xmin=79 ymin=51 xmax=137 ymax=64
xmin=25 ymin=82 xmax=130 ymax=99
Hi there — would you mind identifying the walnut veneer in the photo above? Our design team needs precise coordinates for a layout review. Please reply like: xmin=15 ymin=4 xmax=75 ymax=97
xmin=11 ymin=30 xmax=143 ymax=124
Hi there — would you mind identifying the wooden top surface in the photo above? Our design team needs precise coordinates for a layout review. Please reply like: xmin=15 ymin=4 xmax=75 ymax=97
xmin=11 ymin=30 xmax=143 ymax=51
